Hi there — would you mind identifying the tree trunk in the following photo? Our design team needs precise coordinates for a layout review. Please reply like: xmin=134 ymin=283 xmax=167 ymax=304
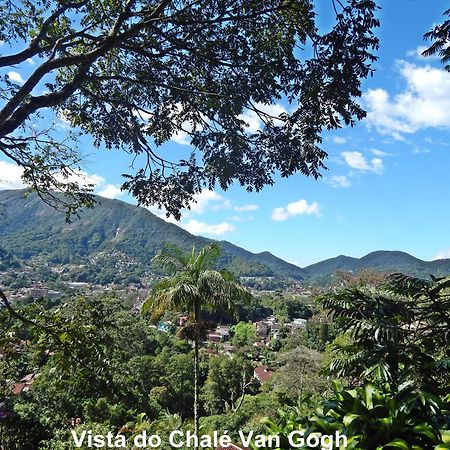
xmin=194 ymin=333 xmax=199 ymax=440
xmin=194 ymin=300 xmax=200 ymax=447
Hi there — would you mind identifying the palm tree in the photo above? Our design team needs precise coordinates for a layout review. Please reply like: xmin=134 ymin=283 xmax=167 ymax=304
xmin=142 ymin=243 xmax=252 ymax=438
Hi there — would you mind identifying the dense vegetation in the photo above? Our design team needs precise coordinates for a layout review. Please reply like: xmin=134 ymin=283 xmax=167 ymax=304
xmin=1 ymin=238 xmax=449 ymax=450
xmin=260 ymin=274 xmax=450 ymax=450
xmin=0 ymin=291 xmax=325 ymax=449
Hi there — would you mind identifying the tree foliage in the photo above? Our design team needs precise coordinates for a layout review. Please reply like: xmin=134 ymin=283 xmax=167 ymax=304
xmin=319 ymin=274 xmax=450 ymax=393
xmin=231 ymin=321 xmax=258 ymax=347
xmin=262 ymin=380 xmax=450 ymax=450
xmin=423 ymin=8 xmax=450 ymax=71
xmin=0 ymin=0 xmax=381 ymax=217
xmin=142 ymin=243 xmax=252 ymax=436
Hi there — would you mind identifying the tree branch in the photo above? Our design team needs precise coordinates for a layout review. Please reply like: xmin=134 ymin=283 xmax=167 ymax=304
xmin=0 ymin=0 xmax=88 ymax=67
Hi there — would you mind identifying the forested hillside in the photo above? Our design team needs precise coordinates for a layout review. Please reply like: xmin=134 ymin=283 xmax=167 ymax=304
xmin=0 ymin=190 xmax=304 ymax=284
xmin=2 ymin=190 xmax=450 ymax=286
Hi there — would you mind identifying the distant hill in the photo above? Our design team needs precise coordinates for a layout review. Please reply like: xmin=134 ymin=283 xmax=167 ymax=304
xmin=0 ymin=189 xmax=304 ymax=284
xmin=303 ymin=250 xmax=450 ymax=281
xmin=1 ymin=189 xmax=449 ymax=286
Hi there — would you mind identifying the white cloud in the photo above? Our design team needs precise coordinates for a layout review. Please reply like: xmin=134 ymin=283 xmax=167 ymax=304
xmin=287 ymin=260 xmax=301 ymax=267
xmin=171 ymin=129 xmax=190 ymax=145
xmin=0 ymin=161 xmax=26 ymax=189
xmin=238 ymin=102 xmax=286 ymax=133
xmin=26 ymin=57 xmax=35 ymax=65
xmin=55 ymin=170 xmax=105 ymax=189
xmin=434 ymin=249 xmax=450 ymax=260
xmin=412 ymin=147 xmax=431 ymax=155
xmin=271 ymin=199 xmax=320 ymax=221
xmin=146 ymin=189 xmax=233 ymax=222
xmin=145 ymin=205 xmax=180 ymax=224
xmin=188 ymin=190 xmax=230 ymax=214
xmin=183 ymin=219 xmax=235 ymax=236
xmin=156 ymin=212 xmax=180 ymax=224
xmin=364 ymin=61 xmax=450 ymax=139
xmin=234 ymin=204 xmax=258 ymax=212
xmin=332 ymin=136 xmax=348 ymax=145
xmin=0 ymin=161 xmax=107 ymax=191
xmin=97 ymin=184 xmax=124 ymax=199
xmin=328 ymin=175 xmax=351 ymax=188
xmin=229 ymin=215 xmax=254 ymax=222
xmin=407 ymin=44 xmax=447 ymax=61
xmin=341 ymin=151 xmax=384 ymax=173
xmin=0 ymin=160 xmax=130 ymax=205
xmin=407 ymin=45 xmax=433 ymax=60
xmin=371 ymin=149 xmax=392 ymax=157
xmin=7 ymin=71 xmax=25 ymax=84
xmin=55 ymin=109 xmax=73 ymax=130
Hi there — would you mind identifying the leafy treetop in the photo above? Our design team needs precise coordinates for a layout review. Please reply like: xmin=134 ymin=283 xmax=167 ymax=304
xmin=0 ymin=0 xmax=381 ymax=218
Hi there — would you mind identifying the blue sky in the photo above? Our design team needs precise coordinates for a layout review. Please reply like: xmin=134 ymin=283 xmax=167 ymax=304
xmin=1 ymin=0 xmax=450 ymax=267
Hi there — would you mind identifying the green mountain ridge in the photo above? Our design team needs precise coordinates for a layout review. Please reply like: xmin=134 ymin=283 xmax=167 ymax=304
xmin=303 ymin=250 xmax=450 ymax=281
xmin=1 ymin=189 xmax=450 ymax=285
xmin=0 ymin=190 xmax=305 ymax=283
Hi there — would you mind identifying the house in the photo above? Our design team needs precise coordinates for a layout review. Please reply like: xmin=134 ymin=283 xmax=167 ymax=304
xmin=270 ymin=323 xmax=281 ymax=339
xmin=221 ymin=344 xmax=238 ymax=356
xmin=201 ymin=348 xmax=218 ymax=357
xmin=207 ymin=333 xmax=223 ymax=343
xmin=20 ymin=373 xmax=35 ymax=384
xmin=255 ymin=321 xmax=270 ymax=338
xmin=208 ymin=325 xmax=231 ymax=343
xmin=254 ymin=365 xmax=274 ymax=383
xmin=215 ymin=325 xmax=231 ymax=341
xmin=11 ymin=373 xmax=36 ymax=395
xmin=12 ymin=383 xmax=28 ymax=395
xmin=30 ymin=285 xmax=48 ymax=299
xmin=291 ymin=318 xmax=307 ymax=329
xmin=178 ymin=316 xmax=188 ymax=326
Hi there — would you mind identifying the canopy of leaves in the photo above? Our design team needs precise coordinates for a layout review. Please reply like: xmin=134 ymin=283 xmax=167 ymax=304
xmin=0 ymin=0 xmax=380 ymax=218
xmin=423 ymin=9 xmax=450 ymax=71
xmin=262 ymin=380 xmax=450 ymax=450
xmin=319 ymin=274 xmax=450 ymax=394
xmin=143 ymin=243 xmax=252 ymax=323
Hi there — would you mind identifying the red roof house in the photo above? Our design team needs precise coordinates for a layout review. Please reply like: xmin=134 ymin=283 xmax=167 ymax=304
xmin=254 ymin=365 xmax=274 ymax=383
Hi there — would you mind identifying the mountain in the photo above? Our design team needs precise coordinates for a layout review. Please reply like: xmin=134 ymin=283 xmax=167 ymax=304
xmin=1 ymin=189 xmax=450 ymax=286
xmin=302 ymin=255 xmax=359 ymax=277
xmin=303 ymin=250 xmax=450 ymax=281
xmin=0 ymin=189 xmax=305 ymax=284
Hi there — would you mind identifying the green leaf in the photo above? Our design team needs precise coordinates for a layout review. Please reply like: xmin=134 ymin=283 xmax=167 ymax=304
xmin=383 ymin=438 xmax=410 ymax=449
xmin=343 ymin=413 xmax=360 ymax=427
xmin=413 ymin=424 xmax=439 ymax=441
xmin=441 ymin=431 xmax=450 ymax=444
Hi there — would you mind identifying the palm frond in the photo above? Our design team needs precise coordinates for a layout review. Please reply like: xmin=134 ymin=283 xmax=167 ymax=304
xmin=143 ymin=244 xmax=252 ymax=324
xmin=143 ymin=283 xmax=200 ymax=321
xmin=197 ymin=269 xmax=251 ymax=320
xmin=152 ymin=245 xmax=190 ymax=273
xmin=193 ymin=243 xmax=221 ymax=273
